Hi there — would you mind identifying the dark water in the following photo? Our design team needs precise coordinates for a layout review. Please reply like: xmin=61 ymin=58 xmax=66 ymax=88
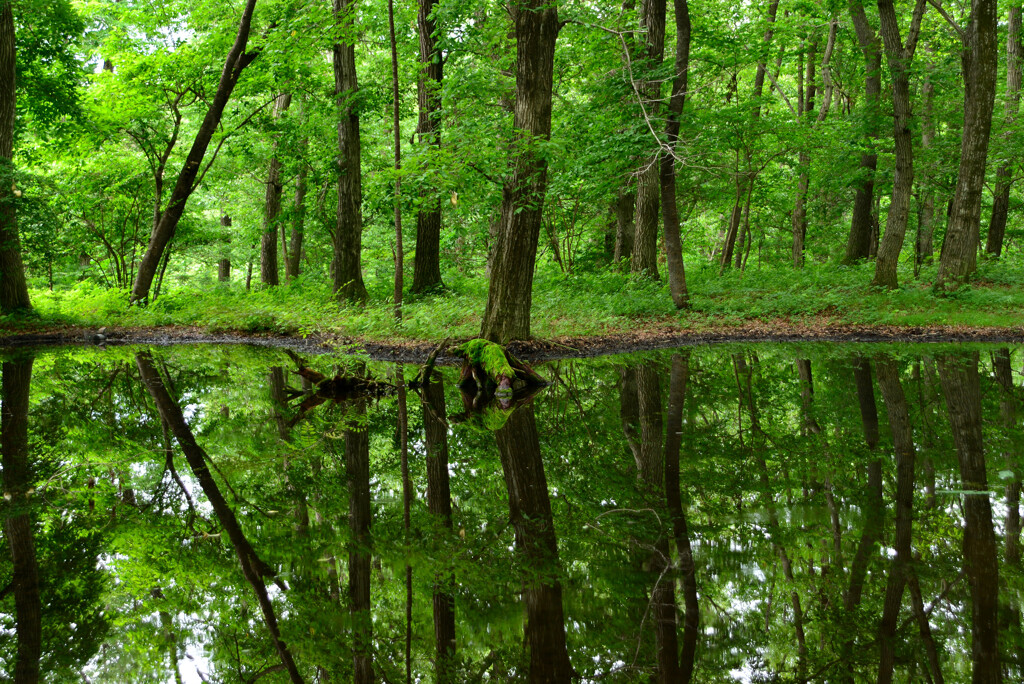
xmin=1 ymin=343 xmax=1022 ymax=683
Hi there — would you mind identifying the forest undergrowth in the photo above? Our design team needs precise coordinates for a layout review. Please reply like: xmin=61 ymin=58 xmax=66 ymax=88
xmin=4 ymin=259 xmax=1024 ymax=342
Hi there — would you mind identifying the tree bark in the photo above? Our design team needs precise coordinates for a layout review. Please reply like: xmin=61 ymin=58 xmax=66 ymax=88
xmin=388 ymin=0 xmax=403 ymax=321
xmin=0 ymin=2 xmax=30 ymax=314
xmin=613 ymin=187 xmax=636 ymax=265
xmin=135 ymin=352 xmax=304 ymax=683
xmin=916 ymin=60 xmax=936 ymax=272
xmin=2 ymin=357 xmax=40 ymax=683
xmin=871 ymin=0 xmax=926 ymax=289
xmin=843 ymin=0 xmax=883 ymax=264
xmin=480 ymin=1 xmax=559 ymax=343
xmin=660 ymin=0 xmax=690 ymax=307
xmin=286 ymin=152 xmax=306 ymax=280
xmin=412 ymin=0 xmax=444 ymax=293
xmin=261 ymin=93 xmax=292 ymax=287
xmin=494 ymin=403 xmax=573 ymax=683
xmin=332 ymin=0 xmax=367 ymax=303
xmin=130 ymin=0 xmax=262 ymax=303
xmin=985 ymin=5 xmax=1021 ymax=258
xmin=937 ymin=0 xmax=1000 ymax=287
xmin=631 ymin=0 xmax=667 ymax=280
xmin=218 ymin=214 xmax=232 ymax=282
xmin=937 ymin=353 xmax=1002 ymax=684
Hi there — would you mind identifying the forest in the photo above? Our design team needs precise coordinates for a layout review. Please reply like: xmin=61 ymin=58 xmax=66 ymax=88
xmin=1 ymin=0 xmax=1023 ymax=343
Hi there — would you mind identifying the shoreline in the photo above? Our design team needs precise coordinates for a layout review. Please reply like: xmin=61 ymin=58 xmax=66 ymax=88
xmin=2 ymin=321 xmax=1023 ymax=362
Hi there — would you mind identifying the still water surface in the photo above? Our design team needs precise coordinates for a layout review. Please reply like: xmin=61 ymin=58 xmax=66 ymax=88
xmin=1 ymin=343 xmax=1021 ymax=683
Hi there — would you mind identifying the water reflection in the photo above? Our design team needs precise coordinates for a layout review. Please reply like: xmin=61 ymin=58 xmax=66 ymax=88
xmin=0 ymin=344 xmax=1021 ymax=682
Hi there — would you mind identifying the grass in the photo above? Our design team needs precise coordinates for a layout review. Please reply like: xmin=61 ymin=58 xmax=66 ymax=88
xmin=4 ymin=258 xmax=1024 ymax=341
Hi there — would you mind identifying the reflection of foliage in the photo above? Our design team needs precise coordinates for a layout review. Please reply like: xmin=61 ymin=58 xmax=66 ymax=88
xmin=2 ymin=342 xmax=1020 ymax=681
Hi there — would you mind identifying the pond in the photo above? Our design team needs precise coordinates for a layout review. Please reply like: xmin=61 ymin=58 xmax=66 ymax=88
xmin=0 ymin=342 xmax=1021 ymax=683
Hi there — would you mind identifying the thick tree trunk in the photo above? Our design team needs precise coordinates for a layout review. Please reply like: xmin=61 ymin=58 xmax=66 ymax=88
xmin=985 ymin=6 xmax=1021 ymax=258
xmin=480 ymin=1 xmax=559 ymax=343
xmin=937 ymin=353 xmax=1002 ymax=684
xmin=130 ymin=0 xmax=261 ymax=303
xmin=874 ymin=358 xmax=916 ymax=684
xmin=0 ymin=2 xmax=30 ymax=314
xmin=660 ymin=0 xmax=690 ymax=307
xmin=871 ymin=0 xmax=925 ymax=289
xmin=937 ymin=0 xmax=1000 ymax=287
xmin=332 ymin=0 xmax=367 ymax=303
xmin=346 ymin=398 xmax=374 ymax=684
xmin=631 ymin=0 xmax=667 ymax=280
xmin=494 ymin=404 xmax=573 ymax=683
xmin=412 ymin=0 xmax=444 ymax=293
xmin=2 ymin=358 xmax=40 ymax=683
xmin=135 ymin=352 xmax=304 ymax=683
xmin=261 ymin=93 xmax=292 ymax=287
xmin=422 ymin=375 xmax=456 ymax=682
xmin=843 ymin=0 xmax=882 ymax=264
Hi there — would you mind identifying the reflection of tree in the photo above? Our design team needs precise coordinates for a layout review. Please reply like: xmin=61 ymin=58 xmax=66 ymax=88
xmin=873 ymin=358 xmax=917 ymax=684
xmin=134 ymin=351 xmax=304 ymax=683
xmin=345 ymin=396 xmax=373 ymax=684
xmin=937 ymin=352 xmax=1002 ymax=684
xmin=422 ymin=373 xmax=456 ymax=682
xmin=494 ymin=401 xmax=573 ymax=682
xmin=2 ymin=357 xmax=40 ymax=682
xmin=664 ymin=354 xmax=699 ymax=682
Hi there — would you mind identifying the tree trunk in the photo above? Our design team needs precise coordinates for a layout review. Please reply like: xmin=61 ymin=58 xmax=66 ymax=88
xmin=660 ymin=0 xmax=690 ymax=307
xmin=261 ymin=93 xmax=292 ymax=287
xmin=412 ymin=0 xmax=444 ymax=293
xmin=135 ymin=352 xmax=304 ymax=683
xmin=631 ymin=0 xmax=667 ymax=280
xmin=613 ymin=187 xmax=636 ymax=265
xmin=388 ymin=0 xmax=403 ymax=321
xmin=218 ymin=214 xmax=232 ymax=282
xmin=422 ymin=375 xmax=456 ymax=683
xmin=2 ymin=357 xmax=40 ymax=683
xmin=480 ymin=1 xmax=559 ymax=343
xmin=937 ymin=0 xmax=1000 ymax=287
xmin=494 ymin=404 xmax=573 ymax=683
xmin=916 ymin=61 xmax=936 ymax=272
xmin=130 ymin=0 xmax=262 ymax=303
xmin=286 ymin=154 xmax=306 ymax=280
xmin=332 ymin=0 xmax=367 ymax=303
xmin=985 ymin=5 xmax=1021 ymax=258
xmin=346 ymin=397 xmax=374 ymax=684
xmin=0 ymin=2 xmax=30 ymax=314
xmin=937 ymin=353 xmax=1002 ymax=684
xmin=871 ymin=0 xmax=925 ymax=289
xmin=843 ymin=0 xmax=882 ymax=264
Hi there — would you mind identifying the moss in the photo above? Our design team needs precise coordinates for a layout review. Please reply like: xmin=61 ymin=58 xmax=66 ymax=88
xmin=457 ymin=338 xmax=516 ymax=382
